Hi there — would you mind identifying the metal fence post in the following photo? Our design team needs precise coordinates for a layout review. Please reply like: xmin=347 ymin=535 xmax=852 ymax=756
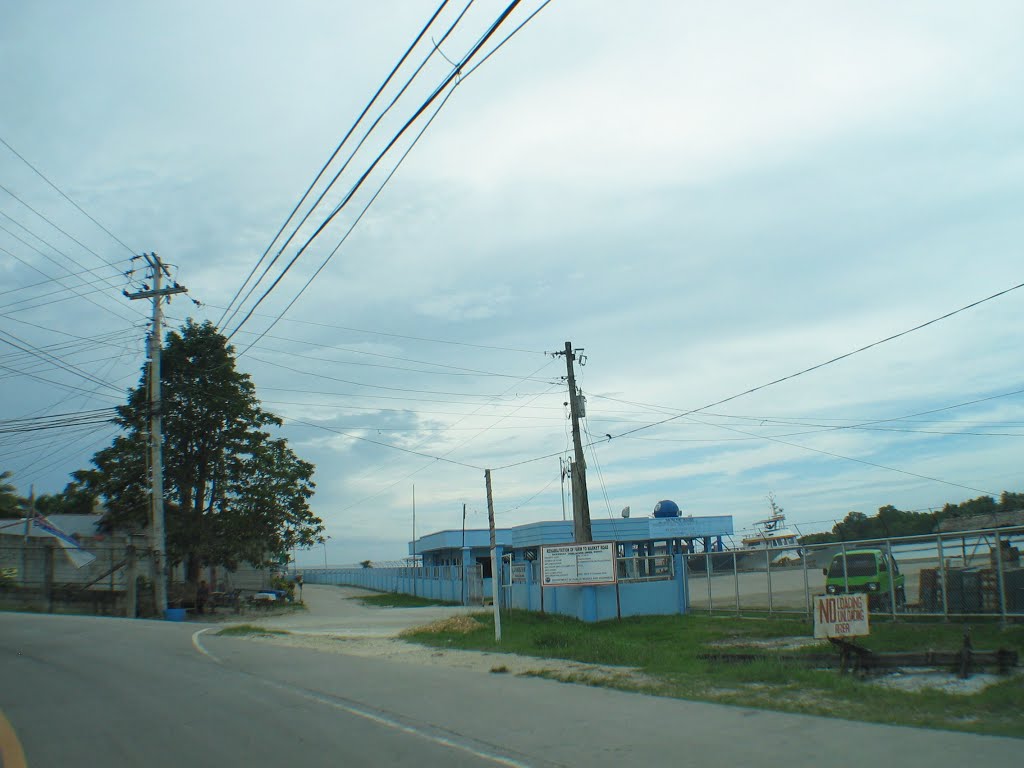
xmin=125 ymin=545 xmax=137 ymax=618
xmin=765 ymin=548 xmax=773 ymax=615
xmin=801 ymin=548 xmax=811 ymax=620
xmin=705 ymin=552 xmax=712 ymax=614
xmin=733 ymin=551 xmax=740 ymax=616
xmin=43 ymin=542 xmax=54 ymax=613
xmin=841 ymin=542 xmax=849 ymax=595
xmin=886 ymin=539 xmax=897 ymax=619
xmin=937 ymin=534 xmax=949 ymax=620
xmin=995 ymin=531 xmax=1007 ymax=626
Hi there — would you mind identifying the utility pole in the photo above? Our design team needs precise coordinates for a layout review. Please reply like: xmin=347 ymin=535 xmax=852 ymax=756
xmin=126 ymin=253 xmax=187 ymax=618
xmin=554 ymin=341 xmax=592 ymax=543
xmin=484 ymin=469 xmax=501 ymax=642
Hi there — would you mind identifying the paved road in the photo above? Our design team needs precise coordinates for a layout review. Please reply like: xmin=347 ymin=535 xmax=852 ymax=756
xmin=1 ymin=611 xmax=1019 ymax=767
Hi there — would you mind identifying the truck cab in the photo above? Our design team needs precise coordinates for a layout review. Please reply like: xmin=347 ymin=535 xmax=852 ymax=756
xmin=824 ymin=548 xmax=906 ymax=610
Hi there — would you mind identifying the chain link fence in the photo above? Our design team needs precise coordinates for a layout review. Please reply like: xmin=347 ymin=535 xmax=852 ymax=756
xmin=684 ymin=525 xmax=1024 ymax=620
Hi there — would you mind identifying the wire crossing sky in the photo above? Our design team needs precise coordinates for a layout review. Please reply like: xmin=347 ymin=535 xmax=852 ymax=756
xmin=0 ymin=1 xmax=1021 ymax=563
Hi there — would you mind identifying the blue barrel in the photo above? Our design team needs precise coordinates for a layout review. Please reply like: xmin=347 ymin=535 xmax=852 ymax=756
xmin=164 ymin=608 xmax=187 ymax=621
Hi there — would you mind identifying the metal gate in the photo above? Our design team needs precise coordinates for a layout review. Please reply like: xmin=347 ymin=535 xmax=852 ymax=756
xmin=466 ymin=564 xmax=484 ymax=606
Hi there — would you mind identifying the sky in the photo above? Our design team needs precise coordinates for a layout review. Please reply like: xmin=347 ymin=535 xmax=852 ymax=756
xmin=1 ymin=1 xmax=1022 ymax=565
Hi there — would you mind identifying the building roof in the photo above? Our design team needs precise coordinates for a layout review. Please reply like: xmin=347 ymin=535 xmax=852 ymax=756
xmin=410 ymin=514 xmax=734 ymax=554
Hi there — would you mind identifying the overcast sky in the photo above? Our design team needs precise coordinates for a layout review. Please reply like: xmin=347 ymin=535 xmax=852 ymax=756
xmin=1 ymin=1 xmax=1021 ymax=564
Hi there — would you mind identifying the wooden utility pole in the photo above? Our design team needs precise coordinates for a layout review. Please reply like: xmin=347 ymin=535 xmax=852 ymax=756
xmin=484 ymin=469 xmax=501 ymax=642
xmin=126 ymin=253 xmax=186 ymax=618
xmin=555 ymin=341 xmax=592 ymax=543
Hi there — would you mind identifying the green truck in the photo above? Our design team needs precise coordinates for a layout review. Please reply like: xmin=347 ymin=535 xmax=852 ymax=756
xmin=823 ymin=548 xmax=906 ymax=610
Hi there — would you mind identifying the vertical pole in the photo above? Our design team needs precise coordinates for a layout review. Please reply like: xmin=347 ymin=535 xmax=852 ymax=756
xmin=841 ymin=542 xmax=850 ymax=595
xmin=705 ymin=549 xmax=712 ymax=614
xmin=766 ymin=548 xmax=773 ymax=615
xmin=561 ymin=342 xmax=592 ymax=543
xmin=485 ymin=469 xmax=501 ymax=642
xmin=937 ymin=535 xmax=949 ymax=620
xmin=994 ymin=531 xmax=1007 ymax=626
xmin=147 ymin=258 xmax=168 ymax=618
xmin=801 ymin=548 xmax=811 ymax=620
xmin=559 ymin=458 xmax=567 ymax=521
xmin=733 ymin=551 xmax=741 ymax=616
xmin=886 ymin=539 xmax=897 ymax=619
xmin=43 ymin=542 xmax=54 ymax=613
xmin=411 ymin=484 xmax=416 ymax=564
xmin=125 ymin=544 xmax=137 ymax=618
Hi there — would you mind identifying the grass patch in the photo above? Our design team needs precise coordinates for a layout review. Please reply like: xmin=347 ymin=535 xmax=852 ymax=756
xmin=353 ymin=592 xmax=460 ymax=608
xmin=402 ymin=610 xmax=1024 ymax=738
xmin=217 ymin=624 xmax=291 ymax=637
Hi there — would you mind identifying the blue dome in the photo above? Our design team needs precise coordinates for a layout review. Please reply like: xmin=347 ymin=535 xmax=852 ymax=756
xmin=653 ymin=499 xmax=680 ymax=518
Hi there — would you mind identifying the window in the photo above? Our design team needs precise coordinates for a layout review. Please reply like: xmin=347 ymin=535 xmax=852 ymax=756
xmin=828 ymin=553 xmax=877 ymax=577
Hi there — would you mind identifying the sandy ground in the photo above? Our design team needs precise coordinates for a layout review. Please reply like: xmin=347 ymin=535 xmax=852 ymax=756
xmin=222 ymin=585 xmax=659 ymax=688
xmin=218 ymin=585 xmax=1016 ymax=696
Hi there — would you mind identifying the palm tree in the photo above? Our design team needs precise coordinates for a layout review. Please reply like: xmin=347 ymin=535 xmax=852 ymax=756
xmin=0 ymin=471 xmax=26 ymax=518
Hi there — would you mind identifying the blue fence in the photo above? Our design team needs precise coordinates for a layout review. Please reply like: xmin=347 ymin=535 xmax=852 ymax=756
xmin=301 ymin=553 xmax=690 ymax=623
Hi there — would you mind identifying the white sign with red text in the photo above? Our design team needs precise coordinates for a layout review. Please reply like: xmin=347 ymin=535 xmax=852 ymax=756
xmin=814 ymin=593 xmax=870 ymax=639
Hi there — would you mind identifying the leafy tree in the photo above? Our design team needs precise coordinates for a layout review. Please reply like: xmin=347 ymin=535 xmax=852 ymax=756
xmin=34 ymin=481 xmax=97 ymax=516
xmin=78 ymin=320 xmax=322 ymax=581
xmin=0 ymin=471 xmax=25 ymax=518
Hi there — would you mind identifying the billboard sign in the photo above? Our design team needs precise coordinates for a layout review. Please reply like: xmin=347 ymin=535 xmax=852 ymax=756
xmin=541 ymin=542 xmax=616 ymax=587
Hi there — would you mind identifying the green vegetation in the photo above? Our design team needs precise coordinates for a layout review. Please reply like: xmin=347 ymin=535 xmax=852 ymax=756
xmin=404 ymin=611 xmax=1024 ymax=737
xmin=353 ymin=592 xmax=460 ymax=608
xmin=800 ymin=491 xmax=1024 ymax=544
xmin=217 ymin=624 xmax=291 ymax=637
xmin=76 ymin=320 xmax=323 ymax=582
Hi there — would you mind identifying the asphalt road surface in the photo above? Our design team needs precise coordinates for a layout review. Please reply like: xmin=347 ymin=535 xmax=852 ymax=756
xmin=1 ymin=612 xmax=1019 ymax=767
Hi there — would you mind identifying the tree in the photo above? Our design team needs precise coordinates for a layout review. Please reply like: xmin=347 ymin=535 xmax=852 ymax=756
xmin=0 ymin=471 xmax=25 ymax=518
xmin=78 ymin=320 xmax=322 ymax=581
xmin=34 ymin=481 xmax=97 ymax=516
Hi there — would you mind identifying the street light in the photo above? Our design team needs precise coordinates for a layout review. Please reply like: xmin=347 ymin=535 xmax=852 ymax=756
xmin=322 ymin=536 xmax=330 ymax=569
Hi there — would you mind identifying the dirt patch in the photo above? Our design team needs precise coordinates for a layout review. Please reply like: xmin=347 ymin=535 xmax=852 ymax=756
xmin=707 ymin=636 xmax=826 ymax=651
xmin=869 ymin=668 xmax=1019 ymax=695
xmin=237 ymin=630 xmax=657 ymax=689
xmin=400 ymin=615 xmax=484 ymax=635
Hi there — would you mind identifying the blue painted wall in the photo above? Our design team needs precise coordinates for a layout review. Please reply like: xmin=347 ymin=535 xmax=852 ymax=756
xmin=301 ymin=553 xmax=689 ymax=623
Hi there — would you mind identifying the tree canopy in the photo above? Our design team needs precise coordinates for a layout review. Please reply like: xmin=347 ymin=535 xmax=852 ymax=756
xmin=0 ymin=471 xmax=24 ymax=518
xmin=78 ymin=320 xmax=322 ymax=579
xmin=799 ymin=491 xmax=1024 ymax=544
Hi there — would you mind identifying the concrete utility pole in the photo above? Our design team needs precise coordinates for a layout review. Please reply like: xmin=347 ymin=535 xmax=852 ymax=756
xmin=126 ymin=253 xmax=187 ymax=618
xmin=484 ymin=469 xmax=501 ymax=642
xmin=555 ymin=341 xmax=592 ymax=543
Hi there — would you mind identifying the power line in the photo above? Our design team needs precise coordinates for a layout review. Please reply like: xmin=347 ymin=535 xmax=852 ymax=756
xmin=204 ymin=303 xmax=540 ymax=353
xmin=0 ymin=135 xmax=136 ymax=255
xmin=226 ymin=0 xmax=526 ymax=342
xmin=217 ymin=0 xmax=455 ymax=331
xmin=683 ymin=413 xmax=997 ymax=496
xmin=606 ymin=280 xmax=1024 ymax=442
xmin=247 ymin=353 xmax=554 ymax=398
xmin=284 ymin=416 xmax=483 ymax=470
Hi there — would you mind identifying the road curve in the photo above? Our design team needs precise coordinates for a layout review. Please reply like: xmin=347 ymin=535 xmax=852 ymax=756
xmin=0 ymin=612 xmax=1019 ymax=767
